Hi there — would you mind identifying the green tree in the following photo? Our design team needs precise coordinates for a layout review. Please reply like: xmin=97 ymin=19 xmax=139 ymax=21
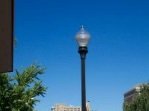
xmin=123 ymin=83 xmax=149 ymax=111
xmin=0 ymin=65 xmax=46 ymax=111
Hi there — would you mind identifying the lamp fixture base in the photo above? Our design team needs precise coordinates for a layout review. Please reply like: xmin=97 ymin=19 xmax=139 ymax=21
xmin=78 ymin=47 xmax=88 ymax=59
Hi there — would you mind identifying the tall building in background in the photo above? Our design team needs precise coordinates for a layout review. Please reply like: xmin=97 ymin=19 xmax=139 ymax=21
xmin=124 ymin=85 xmax=141 ymax=103
xmin=51 ymin=102 xmax=90 ymax=111
xmin=124 ymin=84 xmax=144 ymax=103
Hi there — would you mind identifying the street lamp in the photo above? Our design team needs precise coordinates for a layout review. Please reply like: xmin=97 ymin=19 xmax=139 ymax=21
xmin=75 ymin=26 xmax=90 ymax=111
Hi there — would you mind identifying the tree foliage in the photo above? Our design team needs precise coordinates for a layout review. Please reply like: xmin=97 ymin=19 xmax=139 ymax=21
xmin=0 ymin=65 xmax=47 ymax=111
xmin=123 ymin=83 xmax=149 ymax=111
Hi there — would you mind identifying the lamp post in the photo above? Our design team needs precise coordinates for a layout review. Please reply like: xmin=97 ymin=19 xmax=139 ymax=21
xmin=75 ymin=26 xmax=90 ymax=111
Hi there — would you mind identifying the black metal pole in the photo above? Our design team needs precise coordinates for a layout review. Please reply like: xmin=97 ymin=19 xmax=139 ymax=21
xmin=78 ymin=47 xmax=88 ymax=111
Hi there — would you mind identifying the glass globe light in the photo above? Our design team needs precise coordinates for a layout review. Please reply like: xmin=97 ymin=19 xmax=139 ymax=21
xmin=76 ymin=26 xmax=90 ymax=47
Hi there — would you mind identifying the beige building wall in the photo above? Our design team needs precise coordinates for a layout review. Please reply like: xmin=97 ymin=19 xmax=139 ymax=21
xmin=124 ymin=86 xmax=141 ymax=103
xmin=124 ymin=84 xmax=146 ymax=103
xmin=51 ymin=104 xmax=81 ymax=111
xmin=51 ymin=102 xmax=90 ymax=111
xmin=86 ymin=101 xmax=91 ymax=111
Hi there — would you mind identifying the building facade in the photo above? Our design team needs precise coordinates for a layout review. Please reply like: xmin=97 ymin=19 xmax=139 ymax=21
xmin=51 ymin=102 xmax=90 ymax=111
xmin=124 ymin=83 xmax=149 ymax=102
xmin=124 ymin=84 xmax=142 ymax=103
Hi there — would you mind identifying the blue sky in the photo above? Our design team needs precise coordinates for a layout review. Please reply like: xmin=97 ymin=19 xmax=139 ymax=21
xmin=14 ymin=0 xmax=149 ymax=111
